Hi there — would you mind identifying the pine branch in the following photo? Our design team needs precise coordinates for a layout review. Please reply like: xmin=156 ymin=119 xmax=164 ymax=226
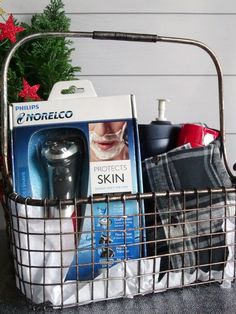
xmin=0 ymin=0 xmax=80 ymax=103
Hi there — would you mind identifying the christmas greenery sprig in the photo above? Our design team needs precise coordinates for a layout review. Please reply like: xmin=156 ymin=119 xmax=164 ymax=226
xmin=0 ymin=0 xmax=80 ymax=103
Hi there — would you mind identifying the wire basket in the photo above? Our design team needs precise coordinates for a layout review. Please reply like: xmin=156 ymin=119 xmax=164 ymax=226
xmin=1 ymin=31 xmax=236 ymax=309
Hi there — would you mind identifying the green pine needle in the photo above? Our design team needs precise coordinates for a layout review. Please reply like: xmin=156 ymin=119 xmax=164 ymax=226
xmin=0 ymin=0 xmax=80 ymax=103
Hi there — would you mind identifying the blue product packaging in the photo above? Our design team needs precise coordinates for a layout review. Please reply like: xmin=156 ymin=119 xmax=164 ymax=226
xmin=10 ymin=80 xmax=145 ymax=281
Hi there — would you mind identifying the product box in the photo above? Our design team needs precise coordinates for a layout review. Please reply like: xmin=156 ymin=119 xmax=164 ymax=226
xmin=10 ymin=80 xmax=144 ymax=281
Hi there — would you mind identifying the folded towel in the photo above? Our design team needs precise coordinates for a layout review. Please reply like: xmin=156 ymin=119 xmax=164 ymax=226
xmin=143 ymin=140 xmax=232 ymax=273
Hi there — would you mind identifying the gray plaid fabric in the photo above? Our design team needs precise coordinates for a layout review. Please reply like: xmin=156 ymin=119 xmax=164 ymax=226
xmin=144 ymin=140 xmax=232 ymax=273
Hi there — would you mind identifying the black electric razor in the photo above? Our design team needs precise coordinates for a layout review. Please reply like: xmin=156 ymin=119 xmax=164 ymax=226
xmin=41 ymin=138 xmax=84 ymax=218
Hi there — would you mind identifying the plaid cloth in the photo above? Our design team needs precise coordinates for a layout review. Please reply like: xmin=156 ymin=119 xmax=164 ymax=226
xmin=144 ymin=140 xmax=232 ymax=273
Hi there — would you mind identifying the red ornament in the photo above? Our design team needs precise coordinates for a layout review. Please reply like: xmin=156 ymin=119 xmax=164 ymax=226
xmin=0 ymin=14 xmax=25 ymax=43
xmin=18 ymin=79 xmax=41 ymax=101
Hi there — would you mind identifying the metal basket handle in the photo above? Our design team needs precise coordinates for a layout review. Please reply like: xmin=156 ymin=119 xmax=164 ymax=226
xmin=1 ymin=31 xmax=233 ymax=191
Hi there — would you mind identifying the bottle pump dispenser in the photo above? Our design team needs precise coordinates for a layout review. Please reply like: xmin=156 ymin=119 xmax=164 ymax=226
xmin=155 ymin=99 xmax=170 ymax=123
xmin=138 ymin=99 xmax=180 ymax=160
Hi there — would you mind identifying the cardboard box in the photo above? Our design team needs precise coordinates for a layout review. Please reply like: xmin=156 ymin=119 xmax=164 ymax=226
xmin=10 ymin=80 xmax=144 ymax=280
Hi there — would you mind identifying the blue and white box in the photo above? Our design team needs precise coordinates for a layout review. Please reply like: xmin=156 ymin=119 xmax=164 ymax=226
xmin=10 ymin=80 xmax=144 ymax=281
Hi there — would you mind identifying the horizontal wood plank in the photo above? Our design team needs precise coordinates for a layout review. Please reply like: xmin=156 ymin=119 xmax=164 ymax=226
xmin=12 ymin=14 xmax=236 ymax=75
xmin=4 ymin=0 xmax=236 ymax=14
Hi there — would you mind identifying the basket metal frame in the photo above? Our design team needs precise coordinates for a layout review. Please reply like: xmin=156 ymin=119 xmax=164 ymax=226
xmin=1 ymin=31 xmax=236 ymax=309
xmin=1 ymin=31 xmax=235 ymax=199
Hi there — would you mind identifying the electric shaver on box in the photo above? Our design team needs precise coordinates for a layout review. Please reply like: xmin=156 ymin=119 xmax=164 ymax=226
xmin=41 ymin=138 xmax=83 ymax=218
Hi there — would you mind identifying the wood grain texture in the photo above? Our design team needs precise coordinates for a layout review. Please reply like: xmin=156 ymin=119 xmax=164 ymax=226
xmin=4 ymin=0 xmax=236 ymax=14
xmin=1 ymin=2 xmax=236 ymax=218
xmin=13 ymin=14 xmax=236 ymax=75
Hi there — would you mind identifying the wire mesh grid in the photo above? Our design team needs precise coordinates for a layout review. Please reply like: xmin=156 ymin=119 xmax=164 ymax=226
xmin=6 ymin=188 xmax=236 ymax=309
xmin=1 ymin=31 xmax=236 ymax=309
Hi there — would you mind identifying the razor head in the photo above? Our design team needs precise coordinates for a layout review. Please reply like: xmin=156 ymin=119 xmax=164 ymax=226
xmin=41 ymin=140 xmax=80 ymax=164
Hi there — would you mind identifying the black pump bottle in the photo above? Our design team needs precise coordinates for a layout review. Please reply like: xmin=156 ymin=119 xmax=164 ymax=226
xmin=138 ymin=99 xmax=180 ymax=160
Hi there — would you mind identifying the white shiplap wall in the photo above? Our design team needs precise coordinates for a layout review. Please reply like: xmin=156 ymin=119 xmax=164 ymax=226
xmin=1 ymin=1 xmax=236 ymax=227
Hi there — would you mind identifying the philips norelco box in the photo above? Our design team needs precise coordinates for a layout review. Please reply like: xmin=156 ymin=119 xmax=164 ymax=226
xmin=10 ymin=81 xmax=144 ymax=281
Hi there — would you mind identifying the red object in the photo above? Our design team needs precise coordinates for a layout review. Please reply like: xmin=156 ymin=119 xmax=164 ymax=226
xmin=71 ymin=210 xmax=77 ymax=231
xmin=18 ymin=79 xmax=41 ymax=101
xmin=177 ymin=124 xmax=219 ymax=148
xmin=71 ymin=206 xmax=83 ymax=232
xmin=0 ymin=14 xmax=25 ymax=43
